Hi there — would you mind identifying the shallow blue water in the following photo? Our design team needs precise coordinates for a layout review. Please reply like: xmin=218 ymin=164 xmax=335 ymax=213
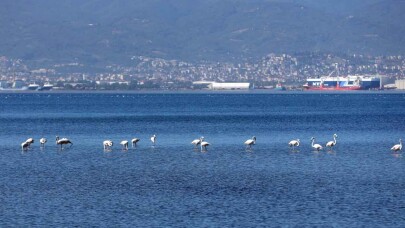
xmin=1 ymin=92 xmax=405 ymax=227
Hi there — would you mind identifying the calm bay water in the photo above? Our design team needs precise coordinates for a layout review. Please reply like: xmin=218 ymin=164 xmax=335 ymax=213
xmin=1 ymin=92 xmax=405 ymax=227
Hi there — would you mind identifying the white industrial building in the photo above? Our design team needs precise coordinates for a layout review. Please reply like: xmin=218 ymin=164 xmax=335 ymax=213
xmin=193 ymin=81 xmax=251 ymax=90
xmin=209 ymin=82 xmax=250 ymax=90
xmin=395 ymin=80 xmax=405 ymax=90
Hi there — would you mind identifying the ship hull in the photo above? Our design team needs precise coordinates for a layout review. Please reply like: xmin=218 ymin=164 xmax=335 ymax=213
xmin=0 ymin=87 xmax=28 ymax=91
xmin=38 ymin=86 xmax=53 ymax=91
xmin=27 ymin=84 xmax=40 ymax=90
xmin=303 ymin=85 xmax=362 ymax=91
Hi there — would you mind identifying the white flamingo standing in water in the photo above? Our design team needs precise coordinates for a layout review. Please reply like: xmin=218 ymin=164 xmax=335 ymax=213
xmin=21 ymin=138 xmax=34 ymax=150
xmin=191 ymin=137 xmax=203 ymax=148
xmin=311 ymin=137 xmax=323 ymax=151
xmin=131 ymin=138 xmax=140 ymax=147
xmin=244 ymin=136 xmax=256 ymax=149
xmin=21 ymin=141 xmax=30 ymax=151
xmin=151 ymin=134 xmax=156 ymax=146
xmin=103 ymin=140 xmax=113 ymax=150
xmin=120 ymin=140 xmax=129 ymax=150
xmin=326 ymin=134 xmax=338 ymax=150
xmin=200 ymin=138 xmax=210 ymax=151
xmin=40 ymin=138 xmax=47 ymax=147
xmin=288 ymin=139 xmax=300 ymax=150
xmin=391 ymin=139 xmax=402 ymax=152
xmin=56 ymin=136 xmax=73 ymax=149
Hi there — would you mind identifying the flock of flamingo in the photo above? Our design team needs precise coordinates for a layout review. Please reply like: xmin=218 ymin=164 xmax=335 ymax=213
xmin=20 ymin=133 xmax=403 ymax=153
xmin=21 ymin=136 xmax=73 ymax=150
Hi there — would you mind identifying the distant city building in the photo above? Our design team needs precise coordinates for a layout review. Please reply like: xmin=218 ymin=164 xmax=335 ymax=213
xmin=210 ymin=82 xmax=251 ymax=90
xmin=193 ymin=81 xmax=251 ymax=90
xmin=12 ymin=80 xmax=25 ymax=88
xmin=395 ymin=80 xmax=405 ymax=90
xmin=0 ymin=53 xmax=404 ymax=91
xmin=0 ymin=80 xmax=8 ymax=88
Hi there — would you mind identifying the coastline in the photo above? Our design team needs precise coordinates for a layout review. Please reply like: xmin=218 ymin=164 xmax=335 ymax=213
xmin=1 ymin=89 xmax=405 ymax=94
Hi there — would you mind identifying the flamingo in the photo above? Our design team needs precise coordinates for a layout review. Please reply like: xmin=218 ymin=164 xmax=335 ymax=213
xmin=244 ymin=136 xmax=256 ymax=149
xmin=20 ymin=138 xmax=34 ymax=150
xmin=21 ymin=141 xmax=30 ymax=151
xmin=288 ymin=139 xmax=300 ymax=150
xmin=191 ymin=137 xmax=203 ymax=148
xmin=200 ymin=138 xmax=210 ymax=151
xmin=131 ymin=138 xmax=140 ymax=147
xmin=103 ymin=140 xmax=113 ymax=150
xmin=151 ymin=134 xmax=156 ymax=146
xmin=311 ymin=137 xmax=323 ymax=151
xmin=391 ymin=139 xmax=402 ymax=152
xmin=56 ymin=136 xmax=73 ymax=149
xmin=120 ymin=140 xmax=129 ymax=150
xmin=326 ymin=134 xmax=338 ymax=150
xmin=40 ymin=138 xmax=47 ymax=147
xmin=23 ymin=138 xmax=34 ymax=148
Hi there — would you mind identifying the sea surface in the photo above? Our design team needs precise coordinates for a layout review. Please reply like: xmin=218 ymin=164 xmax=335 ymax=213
xmin=1 ymin=91 xmax=405 ymax=227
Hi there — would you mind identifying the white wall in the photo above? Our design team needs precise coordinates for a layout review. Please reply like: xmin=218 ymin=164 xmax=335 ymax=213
xmin=395 ymin=80 xmax=405 ymax=90
xmin=210 ymin=82 xmax=250 ymax=90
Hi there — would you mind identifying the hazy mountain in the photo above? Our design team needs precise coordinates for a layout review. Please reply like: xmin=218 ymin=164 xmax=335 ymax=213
xmin=0 ymin=0 xmax=403 ymax=67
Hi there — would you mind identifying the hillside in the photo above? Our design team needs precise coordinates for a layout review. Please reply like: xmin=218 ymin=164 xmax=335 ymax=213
xmin=0 ymin=0 xmax=404 ymax=68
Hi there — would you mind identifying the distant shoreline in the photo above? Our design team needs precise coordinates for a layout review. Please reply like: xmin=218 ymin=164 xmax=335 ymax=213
xmin=1 ymin=89 xmax=405 ymax=94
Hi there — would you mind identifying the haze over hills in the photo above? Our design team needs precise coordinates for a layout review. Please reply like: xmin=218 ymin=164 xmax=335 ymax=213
xmin=0 ymin=0 xmax=404 ymax=68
